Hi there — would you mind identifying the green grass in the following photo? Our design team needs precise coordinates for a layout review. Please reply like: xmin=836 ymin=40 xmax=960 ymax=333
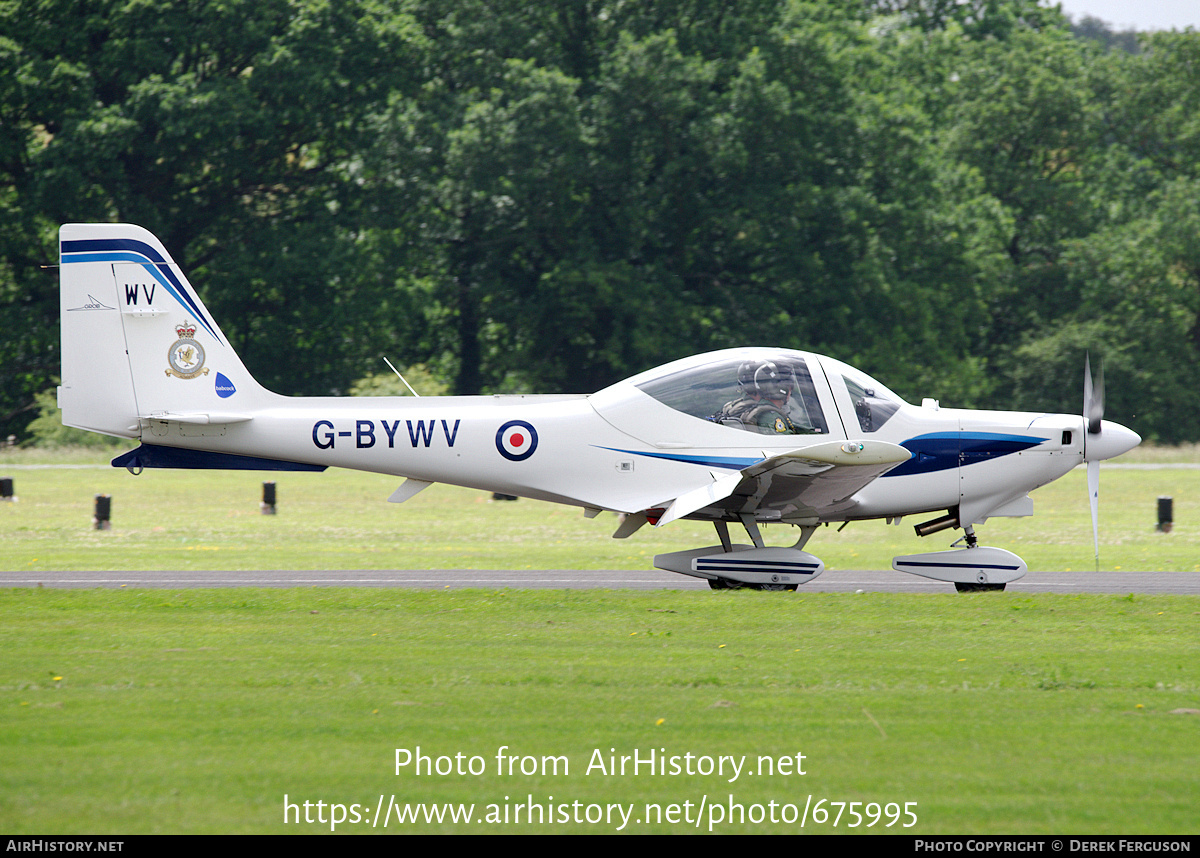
xmin=2 ymin=446 xmax=1198 ymax=834
xmin=1 ymin=588 xmax=1197 ymax=834
xmin=1 ymin=446 xmax=1198 ymax=572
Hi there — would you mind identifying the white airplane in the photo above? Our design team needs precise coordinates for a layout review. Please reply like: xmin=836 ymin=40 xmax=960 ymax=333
xmin=58 ymin=223 xmax=1141 ymax=591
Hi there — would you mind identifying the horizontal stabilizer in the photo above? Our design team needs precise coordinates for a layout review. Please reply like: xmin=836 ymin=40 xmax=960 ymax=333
xmin=146 ymin=412 xmax=253 ymax=425
xmin=112 ymin=444 xmax=326 ymax=472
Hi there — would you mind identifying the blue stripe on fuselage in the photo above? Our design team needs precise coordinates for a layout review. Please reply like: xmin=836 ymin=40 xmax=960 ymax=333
xmin=593 ymin=446 xmax=762 ymax=471
xmin=883 ymin=432 xmax=1047 ymax=477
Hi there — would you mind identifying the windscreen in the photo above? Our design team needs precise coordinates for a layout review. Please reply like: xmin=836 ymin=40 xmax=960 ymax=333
xmin=841 ymin=374 xmax=901 ymax=433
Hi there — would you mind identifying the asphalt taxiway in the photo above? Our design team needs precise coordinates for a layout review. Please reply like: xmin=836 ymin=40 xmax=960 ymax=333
xmin=3 ymin=569 xmax=1197 ymax=593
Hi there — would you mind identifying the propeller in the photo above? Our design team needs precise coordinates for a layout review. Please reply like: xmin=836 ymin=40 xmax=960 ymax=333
xmin=1084 ymin=353 xmax=1103 ymax=569
xmin=1082 ymin=354 xmax=1142 ymax=570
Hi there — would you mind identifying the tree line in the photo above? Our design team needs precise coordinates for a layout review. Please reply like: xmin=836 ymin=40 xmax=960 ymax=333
xmin=2 ymin=0 xmax=1198 ymax=442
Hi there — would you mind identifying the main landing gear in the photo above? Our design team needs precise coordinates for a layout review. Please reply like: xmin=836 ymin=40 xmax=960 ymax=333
xmin=656 ymin=519 xmax=819 ymax=591
xmin=707 ymin=578 xmax=798 ymax=591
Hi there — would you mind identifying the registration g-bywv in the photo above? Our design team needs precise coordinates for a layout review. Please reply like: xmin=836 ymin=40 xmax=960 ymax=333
xmin=312 ymin=419 xmax=461 ymax=450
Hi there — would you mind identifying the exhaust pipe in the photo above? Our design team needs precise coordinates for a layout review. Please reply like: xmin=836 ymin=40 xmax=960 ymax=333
xmin=914 ymin=509 xmax=959 ymax=538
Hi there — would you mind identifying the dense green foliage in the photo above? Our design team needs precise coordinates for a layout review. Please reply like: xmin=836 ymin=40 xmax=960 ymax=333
xmin=2 ymin=1 xmax=1197 ymax=440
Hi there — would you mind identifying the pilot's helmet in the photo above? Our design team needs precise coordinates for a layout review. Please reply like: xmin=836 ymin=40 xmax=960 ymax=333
xmin=738 ymin=359 xmax=794 ymax=399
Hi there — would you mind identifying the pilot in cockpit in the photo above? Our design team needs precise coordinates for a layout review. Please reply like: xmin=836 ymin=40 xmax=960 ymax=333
xmin=712 ymin=359 xmax=809 ymax=434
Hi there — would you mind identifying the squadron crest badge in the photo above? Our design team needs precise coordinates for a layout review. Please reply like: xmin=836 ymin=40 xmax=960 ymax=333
xmin=165 ymin=321 xmax=209 ymax=379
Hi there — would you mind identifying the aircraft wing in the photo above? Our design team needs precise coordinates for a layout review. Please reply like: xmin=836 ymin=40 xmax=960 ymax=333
xmin=657 ymin=439 xmax=912 ymax=526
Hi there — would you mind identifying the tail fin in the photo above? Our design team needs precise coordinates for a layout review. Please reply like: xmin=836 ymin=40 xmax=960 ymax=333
xmin=59 ymin=223 xmax=268 ymax=439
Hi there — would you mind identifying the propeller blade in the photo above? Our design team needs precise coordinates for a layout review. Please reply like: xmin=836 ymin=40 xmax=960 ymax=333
xmin=1084 ymin=353 xmax=1104 ymax=436
xmin=1085 ymin=354 xmax=1104 ymax=570
xmin=1087 ymin=459 xmax=1100 ymax=571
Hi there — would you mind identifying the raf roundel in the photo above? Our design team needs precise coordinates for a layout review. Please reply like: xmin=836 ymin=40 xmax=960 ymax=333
xmin=496 ymin=420 xmax=538 ymax=461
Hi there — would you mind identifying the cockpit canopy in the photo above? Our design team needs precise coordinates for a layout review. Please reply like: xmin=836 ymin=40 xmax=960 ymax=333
xmin=629 ymin=349 xmax=906 ymax=436
xmin=634 ymin=351 xmax=829 ymax=436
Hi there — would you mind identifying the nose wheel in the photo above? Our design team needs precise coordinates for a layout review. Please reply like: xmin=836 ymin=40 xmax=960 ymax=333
xmin=954 ymin=582 xmax=1007 ymax=592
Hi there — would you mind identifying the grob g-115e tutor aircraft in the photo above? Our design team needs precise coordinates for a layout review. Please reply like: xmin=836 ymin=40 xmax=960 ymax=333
xmin=58 ymin=224 xmax=1141 ymax=591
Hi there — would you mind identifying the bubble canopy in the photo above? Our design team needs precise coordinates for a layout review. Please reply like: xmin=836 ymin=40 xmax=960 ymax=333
xmin=630 ymin=349 xmax=829 ymax=436
xmin=622 ymin=348 xmax=907 ymax=437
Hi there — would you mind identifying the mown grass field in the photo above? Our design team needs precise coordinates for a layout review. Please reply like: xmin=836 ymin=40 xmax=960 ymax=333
xmin=1 ymin=447 xmax=1198 ymax=834
xmin=2 ymin=445 xmax=1200 ymax=573
xmin=2 ymin=587 xmax=1197 ymax=834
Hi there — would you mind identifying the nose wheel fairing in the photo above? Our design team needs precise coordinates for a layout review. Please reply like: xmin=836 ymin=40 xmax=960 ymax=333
xmin=891 ymin=545 xmax=1027 ymax=587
